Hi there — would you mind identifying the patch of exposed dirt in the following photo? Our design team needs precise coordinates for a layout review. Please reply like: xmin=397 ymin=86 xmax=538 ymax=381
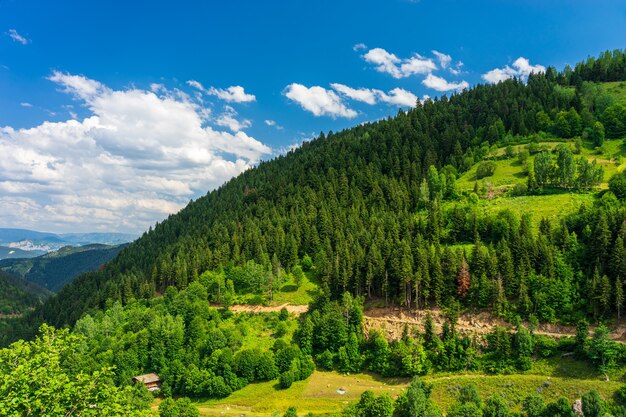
xmin=227 ymin=303 xmax=626 ymax=342
xmin=363 ymin=307 xmax=626 ymax=342
xmin=228 ymin=303 xmax=309 ymax=315
xmin=0 ymin=313 xmax=23 ymax=319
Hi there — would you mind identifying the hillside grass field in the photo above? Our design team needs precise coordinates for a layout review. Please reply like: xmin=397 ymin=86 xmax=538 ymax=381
xmin=192 ymin=359 xmax=624 ymax=417
xmin=450 ymin=137 xmax=626 ymax=221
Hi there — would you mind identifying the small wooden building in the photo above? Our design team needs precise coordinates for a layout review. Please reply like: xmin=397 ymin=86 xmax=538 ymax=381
xmin=133 ymin=372 xmax=162 ymax=391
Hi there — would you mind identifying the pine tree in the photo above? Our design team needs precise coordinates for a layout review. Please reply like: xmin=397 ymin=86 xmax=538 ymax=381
xmin=616 ymin=277 xmax=624 ymax=321
xmin=457 ymin=257 xmax=471 ymax=299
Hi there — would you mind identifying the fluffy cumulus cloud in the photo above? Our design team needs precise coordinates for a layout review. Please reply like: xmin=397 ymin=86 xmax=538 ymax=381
xmin=0 ymin=72 xmax=271 ymax=233
xmin=284 ymin=83 xmax=357 ymax=118
xmin=422 ymin=73 xmax=469 ymax=92
xmin=359 ymin=46 xmax=468 ymax=92
xmin=186 ymin=80 xmax=256 ymax=103
xmin=330 ymin=83 xmax=417 ymax=107
xmin=215 ymin=106 xmax=252 ymax=132
xmin=8 ymin=29 xmax=29 ymax=45
xmin=482 ymin=57 xmax=546 ymax=84
xmin=432 ymin=50 xmax=452 ymax=69
xmin=362 ymin=47 xmax=436 ymax=78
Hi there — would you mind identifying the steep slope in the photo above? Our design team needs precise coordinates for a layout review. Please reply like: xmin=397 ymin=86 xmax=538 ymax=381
xmin=13 ymin=50 xmax=626 ymax=340
xmin=0 ymin=244 xmax=127 ymax=292
xmin=0 ymin=270 xmax=49 ymax=316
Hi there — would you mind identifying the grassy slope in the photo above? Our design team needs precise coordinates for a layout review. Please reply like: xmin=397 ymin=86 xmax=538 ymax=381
xmin=601 ymin=81 xmax=626 ymax=105
xmin=234 ymin=271 xmax=320 ymax=307
xmin=453 ymin=138 xmax=626 ymax=221
xmin=194 ymin=358 xmax=622 ymax=416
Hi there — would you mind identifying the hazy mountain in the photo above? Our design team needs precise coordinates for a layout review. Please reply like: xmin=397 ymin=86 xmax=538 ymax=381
xmin=0 ymin=228 xmax=136 ymax=259
xmin=0 ymin=244 xmax=128 ymax=292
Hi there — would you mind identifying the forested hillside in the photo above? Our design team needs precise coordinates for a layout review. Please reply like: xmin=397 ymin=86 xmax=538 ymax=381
xmin=6 ymin=50 xmax=626 ymax=344
xmin=0 ymin=243 xmax=127 ymax=292
xmin=0 ymin=270 xmax=48 ymax=316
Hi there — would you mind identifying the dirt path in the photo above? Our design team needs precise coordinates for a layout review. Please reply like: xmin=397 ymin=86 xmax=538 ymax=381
xmin=227 ymin=303 xmax=626 ymax=342
xmin=0 ymin=313 xmax=23 ymax=319
xmin=228 ymin=303 xmax=309 ymax=315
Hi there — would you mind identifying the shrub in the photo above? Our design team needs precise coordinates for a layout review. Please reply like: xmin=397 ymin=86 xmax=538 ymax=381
xmin=609 ymin=171 xmax=626 ymax=199
xmin=301 ymin=254 xmax=313 ymax=271
xmin=476 ymin=161 xmax=497 ymax=179
xmin=535 ymin=336 xmax=558 ymax=358
xmin=279 ymin=370 xmax=296 ymax=389
xmin=316 ymin=350 xmax=335 ymax=370
xmin=509 ymin=183 xmax=528 ymax=196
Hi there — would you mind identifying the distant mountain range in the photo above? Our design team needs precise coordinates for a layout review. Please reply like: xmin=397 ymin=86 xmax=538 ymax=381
xmin=0 ymin=228 xmax=136 ymax=259
xmin=0 ymin=243 xmax=128 ymax=292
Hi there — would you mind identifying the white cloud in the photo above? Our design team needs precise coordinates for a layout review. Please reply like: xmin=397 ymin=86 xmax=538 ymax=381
xmin=362 ymin=47 xmax=436 ymax=78
xmin=422 ymin=73 xmax=469 ymax=92
xmin=399 ymin=55 xmax=437 ymax=77
xmin=8 ymin=29 xmax=29 ymax=45
xmin=449 ymin=61 xmax=464 ymax=75
xmin=362 ymin=48 xmax=403 ymax=78
xmin=215 ymin=106 xmax=251 ymax=132
xmin=432 ymin=50 xmax=452 ymax=69
xmin=284 ymin=83 xmax=357 ymax=118
xmin=19 ymin=102 xmax=32 ymax=107
xmin=353 ymin=43 xmax=367 ymax=51
xmin=186 ymin=80 xmax=205 ymax=91
xmin=378 ymin=88 xmax=418 ymax=106
xmin=187 ymin=80 xmax=256 ymax=103
xmin=330 ymin=83 xmax=378 ymax=105
xmin=209 ymin=86 xmax=256 ymax=103
xmin=331 ymin=83 xmax=417 ymax=107
xmin=482 ymin=57 xmax=545 ymax=84
xmin=0 ymin=72 xmax=271 ymax=233
xmin=264 ymin=119 xmax=283 ymax=130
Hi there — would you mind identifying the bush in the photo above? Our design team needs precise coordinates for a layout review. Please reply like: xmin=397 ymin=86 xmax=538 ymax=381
xmin=476 ymin=161 xmax=497 ymax=179
xmin=279 ymin=307 xmax=289 ymax=321
xmin=316 ymin=350 xmax=335 ymax=370
xmin=609 ymin=171 xmax=626 ymax=199
xmin=301 ymin=254 xmax=313 ymax=271
xmin=275 ymin=322 xmax=288 ymax=338
xmin=509 ymin=183 xmax=528 ymax=197
xmin=279 ymin=370 xmax=296 ymax=389
xmin=159 ymin=397 xmax=199 ymax=417
xmin=535 ymin=336 xmax=559 ymax=358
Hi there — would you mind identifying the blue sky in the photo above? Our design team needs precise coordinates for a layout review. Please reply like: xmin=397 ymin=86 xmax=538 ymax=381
xmin=1 ymin=0 xmax=625 ymax=234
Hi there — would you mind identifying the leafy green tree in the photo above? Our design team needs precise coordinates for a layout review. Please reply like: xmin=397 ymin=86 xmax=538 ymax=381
xmin=458 ymin=384 xmax=482 ymax=409
xmin=534 ymin=151 xmax=552 ymax=187
xmin=522 ymin=395 xmax=545 ymax=417
xmin=483 ymin=395 xmax=509 ymax=417
xmin=283 ymin=406 xmax=298 ymax=417
xmin=544 ymin=397 xmax=575 ymax=417
xmin=591 ymin=121 xmax=605 ymax=148
xmin=575 ymin=319 xmax=589 ymax=358
xmin=447 ymin=403 xmax=483 ymax=417
xmin=476 ymin=161 xmax=497 ymax=180
xmin=556 ymin=145 xmax=575 ymax=187
xmin=601 ymin=103 xmax=626 ymax=138
xmin=609 ymin=171 xmax=626 ymax=199
xmin=582 ymin=390 xmax=606 ymax=417
xmin=0 ymin=325 xmax=150 ymax=416
xmin=589 ymin=324 xmax=617 ymax=375
xmin=301 ymin=254 xmax=313 ymax=272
